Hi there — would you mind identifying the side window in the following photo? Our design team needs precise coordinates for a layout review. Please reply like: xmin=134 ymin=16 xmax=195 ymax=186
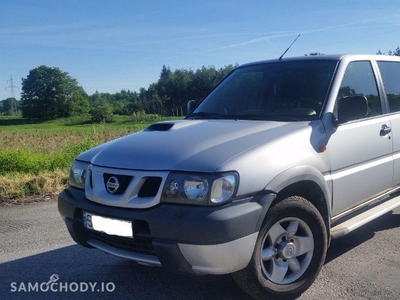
xmin=336 ymin=61 xmax=381 ymax=123
xmin=377 ymin=61 xmax=400 ymax=113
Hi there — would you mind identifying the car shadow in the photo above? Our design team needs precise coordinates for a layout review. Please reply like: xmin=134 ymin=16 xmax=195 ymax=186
xmin=325 ymin=210 xmax=400 ymax=264
xmin=0 ymin=244 xmax=252 ymax=300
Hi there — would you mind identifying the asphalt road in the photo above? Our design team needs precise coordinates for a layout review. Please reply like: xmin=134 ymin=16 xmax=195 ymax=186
xmin=0 ymin=201 xmax=400 ymax=300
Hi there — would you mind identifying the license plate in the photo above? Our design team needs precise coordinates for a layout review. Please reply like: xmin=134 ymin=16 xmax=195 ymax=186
xmin=83 ymin=211 xmax=133 ymax=238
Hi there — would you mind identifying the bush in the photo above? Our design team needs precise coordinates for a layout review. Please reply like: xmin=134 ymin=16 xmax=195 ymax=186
xmin=131 ymin=110 xmax=162 ymax=122
xmin=90 ymin=102 xmax=114 ymax=123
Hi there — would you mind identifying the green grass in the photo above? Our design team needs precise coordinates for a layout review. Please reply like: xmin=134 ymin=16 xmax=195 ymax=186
xmin=0 ymin=114 xmax=174 ymax=132
xmin=0 ymin=114 xmax=182 ymax=202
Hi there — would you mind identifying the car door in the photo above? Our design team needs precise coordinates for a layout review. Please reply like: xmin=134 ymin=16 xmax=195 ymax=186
xmin=376 ymin=60 xmax=400 ymax=187
xmin=327 ymin=60 xmax=394 ymax=216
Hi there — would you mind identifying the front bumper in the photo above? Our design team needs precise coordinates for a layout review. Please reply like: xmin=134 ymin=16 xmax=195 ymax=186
xmin=58 ymin=187 xmax=276 ymax=275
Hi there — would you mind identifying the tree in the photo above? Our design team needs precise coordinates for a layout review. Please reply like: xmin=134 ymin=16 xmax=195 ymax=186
xmin=83 ymin=64 xmax=238 ymax=117
xmin=377 ymin=47 xmax=400 ymax=56
xmin=90 ymin=92 xmax=114 ymax=123
xmin=20 ymin=66 xmax=89 ymax=119
xmin=151 ymin=64 xmax=236 ymax=116
xmin=0 ymin=98 xmax=18 ymax=115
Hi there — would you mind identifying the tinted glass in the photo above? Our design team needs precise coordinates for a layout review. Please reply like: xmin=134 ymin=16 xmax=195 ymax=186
xmin=189 ymin=61 xmax=337 ymax=121
xmin=337 ymin=61 xmax=381 ymax=119
xmin=377 ymin=61 xmax=400 ymax=113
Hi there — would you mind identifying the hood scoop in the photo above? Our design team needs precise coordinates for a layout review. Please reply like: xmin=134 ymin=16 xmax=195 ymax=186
xmin=144 ymin=120 xmax=205 ymax=132
xmin=145 ymin=123 xmax=175 ymax=131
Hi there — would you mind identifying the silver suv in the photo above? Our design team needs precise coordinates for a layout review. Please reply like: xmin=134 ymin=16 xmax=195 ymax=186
xmin=58 ymin=54 xmax=400 ymax=299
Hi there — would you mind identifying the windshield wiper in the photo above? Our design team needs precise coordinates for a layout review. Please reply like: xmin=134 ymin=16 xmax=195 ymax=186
xmin=185 ymin=112 xmax=226 ymax=119
xmin=230 ymin=113 xmax=269 ymax=120
xmin=231 ymin=113 xmax=310 ymax=121
xmin=265 ymin=115 xmax=301 ymax=121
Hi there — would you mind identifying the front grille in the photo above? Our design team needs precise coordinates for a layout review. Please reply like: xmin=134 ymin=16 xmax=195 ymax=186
xmin=103 ymin=174 xmax=133 ymax=195
xmin=86 ymin=166 xmax=168 ymax=208
xmin=86 ymin=230 xmax=156 ymax=256
xmin=139 ymin=177 xmax=162 ymax=197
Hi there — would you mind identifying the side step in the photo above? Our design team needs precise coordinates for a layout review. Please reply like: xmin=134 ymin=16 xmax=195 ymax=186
xmin=330 ymin=195 xmax=400 ymax=239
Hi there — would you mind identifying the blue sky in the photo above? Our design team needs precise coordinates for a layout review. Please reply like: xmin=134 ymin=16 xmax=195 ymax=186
xmin=1 ymin=0 xmax=400 ymax=100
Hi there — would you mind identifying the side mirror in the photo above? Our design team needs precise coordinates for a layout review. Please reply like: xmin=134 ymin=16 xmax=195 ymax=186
xmin=337 ymin=95 xmax=368 ymax=124
xmin=187 ymin=100 xmax=197 ymax=115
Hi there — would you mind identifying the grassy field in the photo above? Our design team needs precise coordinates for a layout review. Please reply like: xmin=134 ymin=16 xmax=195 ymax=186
xmin=0 ymin=114 xmax=176 ymax=203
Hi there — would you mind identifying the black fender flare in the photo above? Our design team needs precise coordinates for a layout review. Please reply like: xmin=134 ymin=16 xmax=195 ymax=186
xmin=264 ymin=165 xmax=332 ymax=217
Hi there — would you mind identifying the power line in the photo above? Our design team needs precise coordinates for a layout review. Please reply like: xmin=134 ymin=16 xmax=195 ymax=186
xmin=5 ymin=75 xmax=19 ymax=114
xmin=6 ymin=75 xmax=19 ymax=99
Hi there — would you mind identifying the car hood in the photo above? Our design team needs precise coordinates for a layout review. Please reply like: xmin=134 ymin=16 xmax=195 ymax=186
xmin=78 ymin=119 xmax=308 ymax=172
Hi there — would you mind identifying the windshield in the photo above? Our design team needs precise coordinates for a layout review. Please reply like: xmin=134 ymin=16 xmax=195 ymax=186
xmin=187 ymin=60 xmax=337 ymax=121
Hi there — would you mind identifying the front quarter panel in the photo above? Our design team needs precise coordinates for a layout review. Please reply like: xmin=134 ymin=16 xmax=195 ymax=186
xmin=218 ymin=120 xmax=331 ymax=208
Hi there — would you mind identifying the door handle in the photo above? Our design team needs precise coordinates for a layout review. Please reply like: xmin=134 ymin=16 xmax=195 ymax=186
xmin=380 ymin=124 xmax=391 ymax=136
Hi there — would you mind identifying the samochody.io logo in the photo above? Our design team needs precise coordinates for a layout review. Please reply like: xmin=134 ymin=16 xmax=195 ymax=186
xmin=10 ymin=274 xmax=116 ymax=293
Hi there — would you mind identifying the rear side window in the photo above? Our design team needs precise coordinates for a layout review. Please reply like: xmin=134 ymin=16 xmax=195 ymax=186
xmin=377 ymin=61 xmax=400 ymax=113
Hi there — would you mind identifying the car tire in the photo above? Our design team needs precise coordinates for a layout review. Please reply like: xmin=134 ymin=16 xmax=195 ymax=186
xmin=232 ymin=196 xmax=327 ymax=299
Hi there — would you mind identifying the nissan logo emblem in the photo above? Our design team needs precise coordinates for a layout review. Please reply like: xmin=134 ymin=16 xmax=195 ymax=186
xmin=106 ymin=176 xmax=120 ymax=194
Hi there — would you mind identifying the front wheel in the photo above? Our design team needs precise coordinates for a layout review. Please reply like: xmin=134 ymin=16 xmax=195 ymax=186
xmin=232 ymin=196 xmax=327 ymax=299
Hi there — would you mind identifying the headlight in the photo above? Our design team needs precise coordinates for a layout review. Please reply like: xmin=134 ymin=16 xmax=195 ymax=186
xmin=69 ymin=160 xmax=89 ymax=189
xmin=211 ymin=174 xmax=236 ymax=203
xmin=184 ymin=175 xmax=209 ymax=201
xmin=162 ymin=172 xmax=238 ymax=205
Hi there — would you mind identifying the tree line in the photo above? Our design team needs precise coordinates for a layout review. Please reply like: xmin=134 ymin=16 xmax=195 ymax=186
xmin=1 ymin=47 xmax=399 ymax=121
xmin=0 ymin=64 xmax=236 ymax=122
